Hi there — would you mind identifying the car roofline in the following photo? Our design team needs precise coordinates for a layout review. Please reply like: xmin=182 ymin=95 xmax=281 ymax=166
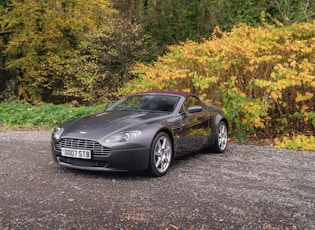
xmin=136 ymin=90 xmax=197 ymax=98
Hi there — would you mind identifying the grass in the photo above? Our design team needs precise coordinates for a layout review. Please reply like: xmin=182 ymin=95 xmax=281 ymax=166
xmin=0 ymin=102 xmax=105 ymax=130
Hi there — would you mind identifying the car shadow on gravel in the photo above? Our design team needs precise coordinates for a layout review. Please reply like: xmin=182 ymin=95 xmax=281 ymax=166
xmin=58 ymin=167 xmax=150 ymax=179
xmin=55 ymin=150 xmax=216 ymax=180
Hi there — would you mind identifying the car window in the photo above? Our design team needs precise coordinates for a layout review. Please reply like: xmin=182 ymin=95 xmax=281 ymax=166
xmin=107 ymin=96 xmax=142 ymax=111
xmin=180 ymin=96 xmax=201 ymax=113
xmin=107 ymin=94 xmax=180 ymax=112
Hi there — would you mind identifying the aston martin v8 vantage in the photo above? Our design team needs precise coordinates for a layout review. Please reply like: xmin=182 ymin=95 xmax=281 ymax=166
xmin=51 ymin=91 xmax=228 ymax=176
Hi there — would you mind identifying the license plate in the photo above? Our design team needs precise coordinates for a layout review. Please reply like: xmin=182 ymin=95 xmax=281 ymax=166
xmin=61 ymin=148 xmax=91 ymax=159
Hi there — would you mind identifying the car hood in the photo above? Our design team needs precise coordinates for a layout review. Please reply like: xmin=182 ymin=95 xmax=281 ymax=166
xmin=61 ymin=110 xmax=169 ymax=141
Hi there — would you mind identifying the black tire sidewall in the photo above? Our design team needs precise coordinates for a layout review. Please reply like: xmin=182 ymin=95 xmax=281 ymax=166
xmin=149 ymin=132 xmax=172 ymax=177
xmin=214 ymin=121 xmax=228 ymax=153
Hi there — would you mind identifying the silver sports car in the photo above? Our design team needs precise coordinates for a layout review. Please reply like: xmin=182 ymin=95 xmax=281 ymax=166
xmin=51 ymin=91 xmax=228 ymax=176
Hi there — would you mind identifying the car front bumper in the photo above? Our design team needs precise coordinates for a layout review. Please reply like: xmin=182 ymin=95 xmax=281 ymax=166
xmin=51 ymin=141 xmax=150 ymax=172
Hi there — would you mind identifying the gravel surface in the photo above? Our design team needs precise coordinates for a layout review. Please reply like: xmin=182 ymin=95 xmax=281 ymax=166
xmin=0 ymin=131 xmax=314 ymax=229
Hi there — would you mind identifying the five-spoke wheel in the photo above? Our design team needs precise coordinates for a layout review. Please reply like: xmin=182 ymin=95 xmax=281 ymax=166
xmin=213 ymin=121 xmax=228 ymax=153
xmin=149 ymin=132 xmax=173 ymax=177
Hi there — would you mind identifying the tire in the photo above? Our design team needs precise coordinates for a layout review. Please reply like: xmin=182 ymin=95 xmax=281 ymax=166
xmin=149 ymin=132 xmax=173 ymax=177
xmin=213 ymin=121 xmax=228 ymax=153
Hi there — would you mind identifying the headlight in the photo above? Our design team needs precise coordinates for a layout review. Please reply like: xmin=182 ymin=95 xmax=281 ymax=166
xmin=105 ymin=131 xmax=141 ymax=143
xmin=53 ymin=127 xmax=64 ymax=140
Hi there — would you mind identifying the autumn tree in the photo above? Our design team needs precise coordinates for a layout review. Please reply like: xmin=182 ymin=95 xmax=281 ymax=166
xmin=0 ymin=0 xmax=114 ymax=103
xmin=2 ymin=0 xmax=315 ymax=104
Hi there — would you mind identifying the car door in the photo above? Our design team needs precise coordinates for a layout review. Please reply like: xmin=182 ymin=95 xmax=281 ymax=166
xmin=174 ymin=96 xmax=211 ymax=156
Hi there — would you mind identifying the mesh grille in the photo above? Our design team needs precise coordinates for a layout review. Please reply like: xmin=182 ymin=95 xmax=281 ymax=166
xmin=55 ymin=138 xmax=111 ymax=157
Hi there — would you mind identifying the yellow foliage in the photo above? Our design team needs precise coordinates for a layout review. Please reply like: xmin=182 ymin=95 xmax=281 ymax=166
xmin=120 ymin=22 xmax=315 ymax=149
xmin=274 ymin=135 xmax=315 ymax=151
xmin=271 ymin=90 xmax=282 ymax=100
xmin=295 ymin=92 xmax=314 ymax=102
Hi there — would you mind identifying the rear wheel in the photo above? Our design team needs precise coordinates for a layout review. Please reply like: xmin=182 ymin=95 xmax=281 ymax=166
xmin=149 ymin=132 xmax=173 ymax=177
xmin=213 ymin=121 xmax=228 ymax=153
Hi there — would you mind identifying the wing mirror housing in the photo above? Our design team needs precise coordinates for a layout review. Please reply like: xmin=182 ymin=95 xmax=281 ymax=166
xmin=188 ymin=105 xmax=203 ymax=113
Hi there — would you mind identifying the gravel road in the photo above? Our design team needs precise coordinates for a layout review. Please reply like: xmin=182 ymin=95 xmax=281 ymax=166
xmin=0 ymin=131 xmax=314 ymax=229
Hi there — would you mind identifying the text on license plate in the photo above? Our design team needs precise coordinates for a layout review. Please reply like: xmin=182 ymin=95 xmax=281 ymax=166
xmin=61 ymin=148 xmax=91 ymax=159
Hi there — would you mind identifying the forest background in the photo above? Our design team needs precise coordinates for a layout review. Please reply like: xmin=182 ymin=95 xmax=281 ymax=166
xmin=0 ymin=0 xmax=314 ymax=150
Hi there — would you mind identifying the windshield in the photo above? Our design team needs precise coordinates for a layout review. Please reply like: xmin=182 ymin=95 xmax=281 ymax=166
xmin=106 ymin=94 xmax=180 ymax=113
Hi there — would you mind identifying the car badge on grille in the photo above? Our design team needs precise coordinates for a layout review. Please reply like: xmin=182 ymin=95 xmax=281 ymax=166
xmin=80 ymin=131 xmax=87 ymax=134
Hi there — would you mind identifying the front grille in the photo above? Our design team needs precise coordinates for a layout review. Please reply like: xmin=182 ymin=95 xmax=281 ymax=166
xmin=55 ymin=138 xmax=111 ymax=157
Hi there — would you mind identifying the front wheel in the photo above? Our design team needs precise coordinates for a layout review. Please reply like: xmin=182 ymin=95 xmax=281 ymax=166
xmin=213 ymin=121 xmax=228 ymax=153
xmin=149 ymin=132 xmax=173 ymax=177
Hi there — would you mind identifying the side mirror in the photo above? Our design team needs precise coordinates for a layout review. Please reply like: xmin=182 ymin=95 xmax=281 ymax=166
xmin=188 ymin=105 xmax=203 ymax=113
